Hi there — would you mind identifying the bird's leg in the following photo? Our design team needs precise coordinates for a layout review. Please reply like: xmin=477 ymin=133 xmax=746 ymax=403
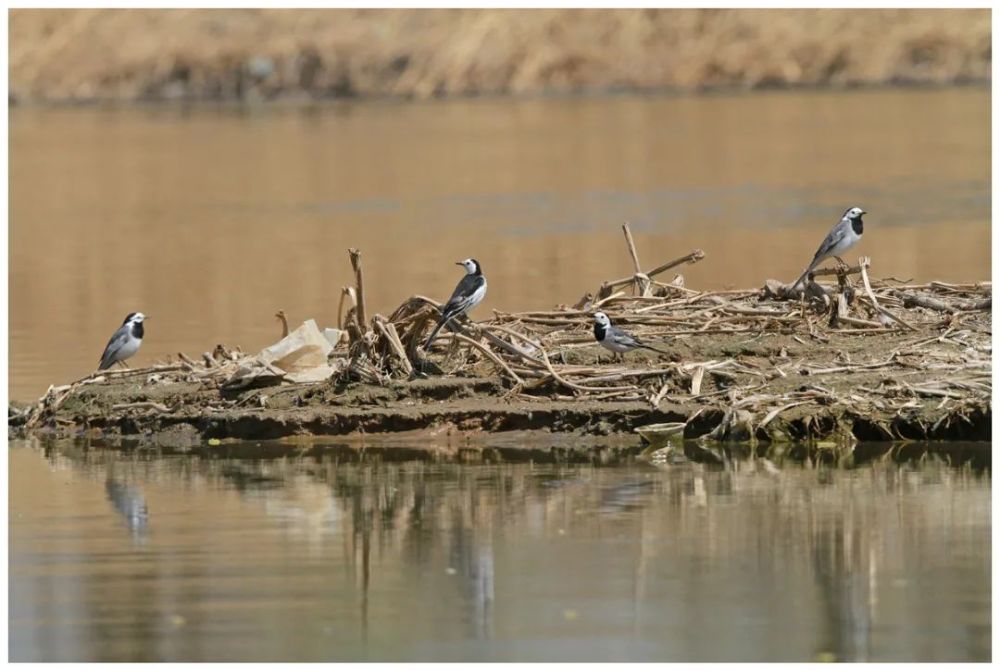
xmin=836 ymin=265 xmax=849 ymax=291
xmin=448 ymin=314 xmax=471 ymax=334
xmin=833 ymin=257 xmax=853 ymax=290
xmin=118 ymin=360 xmax=130 ymax=370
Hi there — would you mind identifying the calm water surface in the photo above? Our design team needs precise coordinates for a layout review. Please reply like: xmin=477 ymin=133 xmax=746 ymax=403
xmin=9 ymin=440 xmax=990 ymax=662
xmin=8 ymin=88 xmax=990 ymax=400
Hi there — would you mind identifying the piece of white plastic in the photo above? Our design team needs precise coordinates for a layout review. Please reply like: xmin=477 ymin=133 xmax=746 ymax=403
xmin=258 ymin=319 xmax=337 ymax=383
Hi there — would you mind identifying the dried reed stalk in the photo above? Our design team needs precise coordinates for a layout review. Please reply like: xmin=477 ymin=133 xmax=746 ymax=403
xmin=348 ymin=248 xmax=368 ymax=331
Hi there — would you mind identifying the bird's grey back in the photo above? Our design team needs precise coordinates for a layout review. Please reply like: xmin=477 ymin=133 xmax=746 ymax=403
xmin=448 ymin=273 xmax=485 ymax=308
xmin=608 ymin=325 xmax=641 ymax=346
xmin=99 ymin=325 xmax=131 ymax=368
xmin=812 ymin=216 xmax=851 ymax=262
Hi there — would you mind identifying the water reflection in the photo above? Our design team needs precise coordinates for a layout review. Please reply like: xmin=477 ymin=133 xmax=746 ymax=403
xmin=104 ymin=476 xmax=149 ymax=544
xmin=812 ymin=516 xmax=873 ymax=662
xmin=598 ymin=478 xmax=657 ymax=514
xmin=9 ymin=441 xmax=991 ymax=662
xmin=447 ymin=525 xmax=495 ymax=641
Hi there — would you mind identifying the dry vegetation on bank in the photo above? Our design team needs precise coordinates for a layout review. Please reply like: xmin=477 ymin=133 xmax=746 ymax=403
xmin=10 ymin=227 xmax=991 ymax=466
xmin=10 ymin=9 xmax=991 ymax=104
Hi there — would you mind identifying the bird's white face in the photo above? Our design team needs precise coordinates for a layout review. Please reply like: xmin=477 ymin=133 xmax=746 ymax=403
xmin=457 ymin=259 xmax=478 ymax=274
xmin=593 ymin=312 xmax=611 ymax=327
xmin=129 ymin=312 xmax=147 ymax=323
xmin=846 ymin=207 xmax=866 ymax=219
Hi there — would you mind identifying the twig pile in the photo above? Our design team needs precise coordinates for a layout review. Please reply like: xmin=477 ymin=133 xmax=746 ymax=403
xmin=14 ymin=225 xmax=991 ymax=443
xmin=349 ymin=224 xmax=991 ymax=438
xmin=18 ymin=345 xmax=255 ymax=430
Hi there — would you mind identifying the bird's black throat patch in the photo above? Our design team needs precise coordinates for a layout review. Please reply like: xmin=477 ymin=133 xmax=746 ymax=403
xmin=131 ymin=321 xmax=144 ymax=339
xmin=851 ymin=216 xmax=864 ymax=235
xmin=593 ymin=322 xmax=607 ymax=342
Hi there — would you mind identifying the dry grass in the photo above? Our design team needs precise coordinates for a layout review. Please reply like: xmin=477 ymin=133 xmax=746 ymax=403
xmin=13 ymin=228 xmax=991 ymax=451
xmin=353 ymin=235 xmax=991 ymax=444
xmin=9 ymin=9 xmax=991 ymax=103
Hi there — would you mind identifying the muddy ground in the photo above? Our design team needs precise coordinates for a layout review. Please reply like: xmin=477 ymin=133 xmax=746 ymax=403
xmin=9 ymin=325 xmax=991 ymax=467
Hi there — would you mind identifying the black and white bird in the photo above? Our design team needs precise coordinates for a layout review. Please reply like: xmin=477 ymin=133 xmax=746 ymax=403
xmin=793 ymin=206 xmax=866 ymax=289
xmin=424 ymin=259 xmax=487 ymax=348
xmin=593 ymin=312 xmax=666 ymax=360
xmin=98 ymin=312 xmax=147 ymax=370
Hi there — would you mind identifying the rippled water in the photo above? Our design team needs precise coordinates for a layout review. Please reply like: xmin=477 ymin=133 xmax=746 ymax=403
xmin=9 ymin=440 xmax=990 ymax=662
xmin=8 ymin=87 xmax=990 ymax=400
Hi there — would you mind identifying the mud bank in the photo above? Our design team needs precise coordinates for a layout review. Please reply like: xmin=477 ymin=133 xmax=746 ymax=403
xmin=9 ymin=244 xmax=991 ymax=467
xmin=10 ymin=9 xmax=990 ymax=105
xmin=8 ymin=359 xmax=990 ymax=443
xmin=9 ymin=327 xmax=990 ymax=468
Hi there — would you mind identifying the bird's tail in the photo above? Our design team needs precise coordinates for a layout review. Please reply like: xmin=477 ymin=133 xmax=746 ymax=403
xmin=639 ymin=344 xmax=671 ymax=355
xmin=424 ymin=316 xmax=452 ymax=349
xmin=793 ymin=249 xmax=829 ymax=289
xmin=792 ymin=263 xmax=816 ymax=290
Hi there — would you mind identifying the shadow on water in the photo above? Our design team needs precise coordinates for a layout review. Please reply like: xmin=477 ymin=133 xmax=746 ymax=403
xmin=9 ymin=438 xmax=991 ymax=662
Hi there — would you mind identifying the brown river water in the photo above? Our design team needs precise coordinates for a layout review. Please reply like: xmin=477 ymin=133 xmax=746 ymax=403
xmin=8 ymin=440 xmax=990 ymax=662
xmin=7 ymin=89 xmax=991 ymax=662
xmin=8 ymin=87 xmax=990 ymax=401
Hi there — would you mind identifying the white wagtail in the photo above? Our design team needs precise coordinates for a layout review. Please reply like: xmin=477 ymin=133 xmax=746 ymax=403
xmin=98 ymin=312 xmax=148 ymax=370
xmin=593 ymin=311 xmax=667 ymax=360
xmin=425 ymin=258 xmax=487 ymax=348
xmin=793 ymin=206 xmax=866 ymax=288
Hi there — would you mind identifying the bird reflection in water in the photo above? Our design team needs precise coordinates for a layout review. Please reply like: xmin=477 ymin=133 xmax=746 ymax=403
xmin=105 ymin=476 xmax=149 ymax=544
xmin=812 ymin=516 xmax=874 ymax=662
xmin=598 ymin=479 xmax=657 ymax=515
xmin=448 ymin=529 xmax=495 ymax=641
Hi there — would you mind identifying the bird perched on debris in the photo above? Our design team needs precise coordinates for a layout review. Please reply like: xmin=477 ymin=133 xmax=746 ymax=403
xmin=98 ymin=312 xmax=147 ymax=370
xmin=793 ymin=206 xmax=866 ymax=289
xmin=425 ymin=258 xmax=488 ymax=348
xmin=593 ymin=312 xmax=667 ymax=361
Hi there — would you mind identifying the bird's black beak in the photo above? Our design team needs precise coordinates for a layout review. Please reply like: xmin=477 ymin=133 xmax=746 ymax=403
xmin=455 ymin=262 xmax=464 ymax=266
xmin=861 ymin=210 xmax=867 ymax=215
